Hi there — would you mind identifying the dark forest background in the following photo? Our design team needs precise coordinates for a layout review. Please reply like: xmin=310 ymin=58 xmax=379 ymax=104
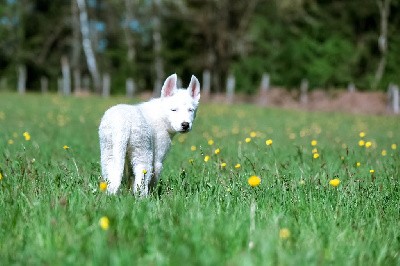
xmin=0 ymin=0 xmax=399 ymax=94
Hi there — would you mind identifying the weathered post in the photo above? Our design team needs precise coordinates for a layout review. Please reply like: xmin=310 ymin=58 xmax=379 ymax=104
xmin=61 ymin=56 xmax=71 ymax=96
xmin=347 ymin=82 xmax=356 ymax=93
xmin=226 ymin=73 xmax=235 ymax=104
xmin=300 ymin=79 xmax=309 ymax=105
xmin=126 ymin=78 xmax=135 ymax=98
xmin=202 ymin=69 xmax=211 ymax=100
xmin=259 ymin=73 xmax=270 ymax=105
xmin=102 ymin=73 xmax=111 ymax=98
xmin=17 ymin=65 xmax=27 ymax=94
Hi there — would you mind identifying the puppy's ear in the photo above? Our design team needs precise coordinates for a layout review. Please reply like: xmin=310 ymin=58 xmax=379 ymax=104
xmin=187 ymin=75 xmax=200 ymax=102
xmin=161 ymin=74 xmax=177 ymax=97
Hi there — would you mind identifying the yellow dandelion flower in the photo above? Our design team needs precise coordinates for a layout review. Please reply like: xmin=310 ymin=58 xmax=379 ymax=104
xmin=99 ymin=181 xmax=108 ymax=192
xmin=189 ymin=159 xmax=194 ymax=164
xmin=99 ymin=216 xmax=110 ymax=231
xmin=359 ymin=132 xmax=366 ymax=138
xmin=279 ymin=228 xmax=291 ymax=239
xmin=142 ymin=169 xmax=148 ymax=174
xmin=208 ymin=139 xmax=214 ymax=145
xmin=214 ymin=148 xmax=220 ymax=155
xmin=245 ymin=137 xmax=251 ymax=143
xmin=204 ymin=155 xmax=210 ymax=162
xmin=190 ymin=145 xmax=197 ymax=151
xmin=220 ymin=162 xmax=227 ymax=168
xmin=265 ymin=139 xmax=273 ymax=146
xmin=369 ymin=169 xmax=375 ymax=174
xmin=358 ymin=140 xmax=365 ymax=147
xmin=381 ymin=150 xmax=387 ymax=156
xmin=250 ymin=131 xmax=257 ymax=138
xmin=63 ymin=145 xmax=70 ymax=150
xmin=329 ymin=178 xmax=340 ymax=187
xmin=356 ymin=162 xmax=361 ymax=167
xmin=234 ymin=163 xmax=241 ymax=169
xmin=0 ymin=172 xmax=3 ymax=180
xmin=23 ymin=132 xmax=31 ymax=141
xmin=391 ymin=144 xmax=397 ymax=150
xmin=8 ymin=139 xmax=14 ymax=145
xmin=248 ymin=175 xmax=261 ymax=187
xmin=365 ymin=141 xmax=372 ymax=148
xmin=312 ymin=148 xmax=318 ymax=154
xmin=311 ymin=140 xmax=318 ymax=146
xmin=313 ymin=153 xmax=320 ymax=159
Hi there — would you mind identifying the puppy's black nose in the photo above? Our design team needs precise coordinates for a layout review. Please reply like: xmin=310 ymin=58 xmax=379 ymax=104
xmin=181 ymin=122 xmax=190 ymax=130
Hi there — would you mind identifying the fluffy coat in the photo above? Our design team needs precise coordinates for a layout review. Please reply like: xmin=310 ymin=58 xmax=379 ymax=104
xmin=99 ymin=74 xmax=200 ymax=196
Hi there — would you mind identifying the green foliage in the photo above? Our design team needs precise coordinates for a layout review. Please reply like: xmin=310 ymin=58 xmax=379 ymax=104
xmin=0 ymin=93 xmax=399 ymax=264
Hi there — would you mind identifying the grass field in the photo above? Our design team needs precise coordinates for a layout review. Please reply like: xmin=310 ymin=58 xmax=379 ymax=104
xmin=0 ymin=92 xmax=399 ymax=265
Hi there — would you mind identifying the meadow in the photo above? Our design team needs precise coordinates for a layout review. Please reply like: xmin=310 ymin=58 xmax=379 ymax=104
xmin=0 ymin=92 xmax=399 ymax=265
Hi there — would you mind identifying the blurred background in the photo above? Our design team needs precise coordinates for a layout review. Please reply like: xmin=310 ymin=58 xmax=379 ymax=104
xmin=0 ymin=0 xmax=399 ymax=97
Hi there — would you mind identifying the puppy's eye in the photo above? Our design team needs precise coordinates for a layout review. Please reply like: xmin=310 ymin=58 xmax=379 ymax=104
xmin=188 ymin=108 xmax=194 ymax=112
xmin=171 ymin=108 xmax=177 ymax=112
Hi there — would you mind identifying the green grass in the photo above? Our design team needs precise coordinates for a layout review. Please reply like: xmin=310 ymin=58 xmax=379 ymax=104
xmin=0 ymin=92 xmax=399 ymax=265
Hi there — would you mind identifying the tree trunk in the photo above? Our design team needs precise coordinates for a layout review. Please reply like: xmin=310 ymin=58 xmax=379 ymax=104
xmin=372 ymin=0 xmax=391 ymax=89
xmin=76 ymin=0 xmax=101 ymax=93
xmin=17 ymin=65 xmax=27 ymax=94
xmin=152 ymin=0 xmax=164 ymax=97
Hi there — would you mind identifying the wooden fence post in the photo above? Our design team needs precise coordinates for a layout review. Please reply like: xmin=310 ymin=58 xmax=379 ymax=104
xmin=390 ymin=84 xmax=399 ymax=114
xmin=17 ymin=65 xmax=27 ymax=94
xmin=300 ymin=78 xmax=309 ymax=105
xmin=102 ymin=73 xmax=111 ymax=98
xmin=202 ymin=69 xmax=211 ymax=100
xmin=61 ymin=56 xmax=71 ymax=95
xmin=347 ymin=82 xmax=356 ymax=93
xmin=259 ymin=73 xmax=270 ymax=105
xmin=126 ymin=78 xmax=135 ymax=98
xmin=226 ymin=73 xmax=235 ymax=103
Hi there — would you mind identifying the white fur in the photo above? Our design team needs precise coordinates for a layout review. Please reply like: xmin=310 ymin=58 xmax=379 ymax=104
xmin=99 ymin=74 xmax=200 ymax=196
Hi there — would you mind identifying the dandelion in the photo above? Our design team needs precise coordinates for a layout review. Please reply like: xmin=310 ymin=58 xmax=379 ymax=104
xmin=214 ymin=148 xmax=220 ymax=155
xmin=329 ymin=178 xmax=340 ymax=187
xmin=204 ymin=155 xmax=210 ymax=162
xmin=23 ymin=131 xmax=31 ymax=141
xmin=63 ymin=145 xmax=70 ymax=150
xmin=313 ymin=153 xmax=320 ymax=159
xmin=208 ymin=139 xmax=214 ymax=145
xmin=356 ymin=162 xmax=361 ymax=167
xmin=99 ymin=181 xmax=108 ymax=192
xmin=7 ymin=139 xmax=14 ymax=145
xmin=391 ymin=144 xmax=397 ymax=150
xmin=245 ymin=137 xmax=251 ymax=143
xmin=312 ymin=148 xmax=318 ymax=154
xmin=381 ymin=150 xmax=387 ymax=156
xmin=365 ymin=141 xmax=372 ymax=148
xmin=250 ymin=131 xmax=257 ymax=138
xmin=220 ymin=162 xmax=227 ymax=168
xmin=234 ymin=163 xmax=241 ymax=169
xmin=248 ymin=175 xmax=261 ymax=187
xmin=369 ymin=169 xmax=375 ymax=174
xmin=142 ymin=169 xmax=147 ymax=174
xmin=279 ymin=228 xmax=291 ymax=239
xmin=190 ymin=145 xmax=197 ymax=151
xmin=359 ymin=132 xmax=366 ymax=138
xmin=99 ymin=216 xmax=110 ymax=231
xmin=358 ymin=140 xmax=365 ymax=147
xmin=189 ymin=159 xmax=194 ymax=164
xmin=311 ymin=140 xmax=318 ymax=146
xmin=0 ymin=172 xmax=3 ymax=180
xmin=265 ymin=139 xmax=273 ymax=146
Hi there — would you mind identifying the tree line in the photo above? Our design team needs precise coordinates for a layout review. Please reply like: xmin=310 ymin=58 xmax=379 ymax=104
xmin=0 ymin=0 xmax=399 ymax=94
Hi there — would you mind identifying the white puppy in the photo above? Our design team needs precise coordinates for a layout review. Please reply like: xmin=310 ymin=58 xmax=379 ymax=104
xmin=99 ymin=74 xmax=200 ymax=196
